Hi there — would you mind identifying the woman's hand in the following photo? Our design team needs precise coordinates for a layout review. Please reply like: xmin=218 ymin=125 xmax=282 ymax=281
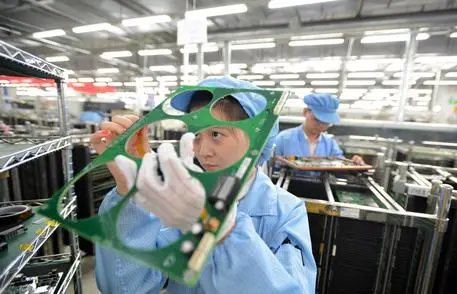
xmin=351 ymin=155 xmax=365 ymax=165
xmin=89 ymin=115 xmax=149 ymax=195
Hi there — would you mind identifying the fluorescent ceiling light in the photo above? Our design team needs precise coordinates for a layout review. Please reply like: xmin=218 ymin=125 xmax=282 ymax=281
xmin=253 ymin=81 xmax=276 ymax=86
xmin=143 ymin=81 xmax=159 ymax=86
xmin=415 ymin=56 xmax=457 ymax=64
xmin=161 ymin=81 xmax=178 ymax=87
xmin=180 ymin=43 xmax=219 ymax=53
xmin=291 ymin=33 xmax=343 ymax=40
xmin=78 ymin=77 xmax=95 ymax=83
xmin=237 ymin=75 xmax=264 ymax=80
xmin=268 ymin=0 xmax=340 ymax=9
xmin=181 ymin=75 xmax=199 ymax=81
xmin=138 ymin=49 xmax=172 ymax=56
xmin=382 ymin=80 xmax=416 ymax=86
xmin=122 ymin=15 xmax=171 ymax=27
xmin=157 ymin=75 xmax=178 ymax=81
xmin=450 ymin=32 xmax=457 ymax=38
xmin=310 ymin=80 xmax=339 ymax=86
xmin=65 ymin=70 xmax=75 ymax=75
xmin=67 ymin=78 xmax=78 ymax=83
xmin=280 ymin=80 xmax=306 ymax=86
xmin=45 ymin=56 xmax=69 ymax=62
xmin=135 ymin=76 xmax=154 ymax=81
xmin=100 ymin=51 xmax=132 ymax=59
xmin=361 ymin=33 xmax=429 ymax=44
xmin=96 ymin=68 xmax=119 ymax=74
xmin=289 ymin=38 xmax=344 ymax=47
xmin=306 ymin=73 xmax=340 ymax=79
xmin=233 ymin=38 xmax=275 ymax=44
xmin=231 ymin=42 xmax=276 ymax=50
xmin=95 ymin=77 xmax=112 ymax=82
xmin=123 ymin=82 xmax=136 ymax=87
xmin=149 ymin=65 xmax=177 ymax=72
xmin=314 ymin=88 xmax=339 ymax=93
xmin=185 ymin=4 xmax=247 ymax=18
xmin=393 ymin=72 xmax=435 ymax=78
xmin=72 ymin=23 xmax=112 ymax=33
xmin=94 ymin=82 xmax=107 ymax=87
xmin=254 ymin=62 xmax=291 ymax=67
xmin=108 ymin=82 xmax=123 ymax=87
xmin=33 ymin=29 xmax=66 ymax=39
xmin=445 ymin=72 xmax=457 ymax=78
xmin=423 ymin=80 xmax=457 ymax=86
xmin=364 ymin=29 xmax=410 ymax=35
xmin=270 ymin=74 xmax=300 ymax=79
xmin=347 ymin=72 xmax=384 ymax=78
xmin=345 ymin=80 xmax=376 ymax=86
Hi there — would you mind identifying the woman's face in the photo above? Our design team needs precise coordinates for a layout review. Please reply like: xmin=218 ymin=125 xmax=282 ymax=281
xmin=191 ymin=107 xmax=250 ymax=172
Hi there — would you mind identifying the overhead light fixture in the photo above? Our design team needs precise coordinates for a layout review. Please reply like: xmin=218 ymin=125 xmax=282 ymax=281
xmin=347 ymin=72 xmax=384 ymax=78
xmin=450 ymin=32 xmax=457 ymax=38
xmin=310 ymin=80 xmax=339 ymax=86
xmin=270 ymin=74 xmax=300 ymax=79
xmin=94 ymin=82 xmax=107 ymax=87
xmin=135 ymin=76 xmax=154 ymax=81
xmin=108 ymin=82 xmax=123 ymax=87
xmin=445 ymin=72 xmax=457 ymax=78
xmin=185 ymin=4 xmax=248 ymax=18
xmin=100 ymin=51 xmax=132 ymax=59
xmin=364 ymin=28 xmax=410 ymax=35
xmin=138 ymin=49 xmax=173 ymax=56
xmin=423 ymin=80 xmax=457 ymax=86
xmin=45 ymin=56 xmax=69 ymax=62
xmin=157 ymin=75 xmax=178 ymax=81
xmin=231 ymin=42 xmax=276 ymax=50
xmin=122 ymin=15 xmax=172 ymax=27
xmin=268 ymin=0 xmax=340 ymax=9
xmin=345 ymin=80 xmax=376 ymax=86
xmin=393 ymin=72 xmax=435 ymax=78
xmin=382 ymin=80 xmax=416 ymax=86
xmin=415 ymin=56 xmax=457 ymax=64
xmin=78 ymin=77 xmax=95 ymax=83
xmin=33 ymin=29 xmax=66 ymax=39
xmin=143 ymin=81 xmax=159 ymax=86
xmin=280 ymin=80 xmax=306 ymax=86
xmin=65 ymin=69 xmax=75 ymax=75
xmin=289 ymin=38 xmax=344 ymax=47
xmin=67 ymin=78 xmax=78 ymax=83
xmin=254 ymin=62 xmax=291 ymax=67
xmin=123 ymin=82 xmax=137 ymax=87
xmin=290 ymin=33 xmax=343 ymax=40
xmin=95 ymin=77 xmax=112 ymax=82
xmin=72 ymin=23 xmax=113 ymax=34
xmin=161 ymin=81 xmax=178 ymax=87
xmin=314 ymin=88 xmax=339 ymax=93
xmin=96 ymin=68 xmax=119 ymax=74
xmin=180 ymin=43 xmax=219 ymax=53
xmin=361 ymin=33 xmax=430 ymax=44
xmin=236 ymin=75 xmax=264 ymax=80
xmin=149 ymin=65 xmax=177 ymax=72
xmin=253 ymin=80 xmax=276 ymax=86
xmin=233 ymin=38 xmax=275 ymax=44
xmin=306 ymin=73 xmax=340 ymax=79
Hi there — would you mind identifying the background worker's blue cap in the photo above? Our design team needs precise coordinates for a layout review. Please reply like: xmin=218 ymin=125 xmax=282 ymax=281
xmin=304 ymin=93 xmax=340 ymax=124
xmin=171 ymin=75 xmax=277 ymax=165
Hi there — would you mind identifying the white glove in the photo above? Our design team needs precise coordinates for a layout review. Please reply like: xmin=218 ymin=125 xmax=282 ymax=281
xmin=115 ymin=133 xmax=205 ymax=231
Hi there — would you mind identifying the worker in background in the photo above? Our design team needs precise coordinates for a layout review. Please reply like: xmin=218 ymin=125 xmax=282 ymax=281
xmin=275 ymin=93 xmax=364 ymax=164
xmin=91 ymin=76 xmax=316 ymax=293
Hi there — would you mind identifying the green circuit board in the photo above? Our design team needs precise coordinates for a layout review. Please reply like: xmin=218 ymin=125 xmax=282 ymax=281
xmin=38 ymin=85 xmax=290 ymax=286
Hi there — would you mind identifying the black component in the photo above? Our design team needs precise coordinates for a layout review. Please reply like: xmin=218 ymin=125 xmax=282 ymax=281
xmin=0 ymin=242 xmax=7 ymax=251
xmin=0 ymin=224 xmax=27 ymax=242
xmin=209 ymin=175 xmax=241 ymax=213
xmin=0 ymin=205 xmax=33 ymax=230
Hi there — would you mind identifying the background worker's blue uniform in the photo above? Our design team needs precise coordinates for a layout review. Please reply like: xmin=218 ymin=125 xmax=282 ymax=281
xmin=275 ymin=124 xmax=343 ymax=157
xmin=96 ymin=170 xmax=317 ymax=294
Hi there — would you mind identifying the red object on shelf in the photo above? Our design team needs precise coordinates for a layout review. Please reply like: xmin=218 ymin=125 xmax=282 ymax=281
xmin=0 ymin=76 xmax=117 ymax=94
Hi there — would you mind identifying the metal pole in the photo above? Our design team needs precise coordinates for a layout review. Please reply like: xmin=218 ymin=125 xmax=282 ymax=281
xmin=135 ymin=78 xmax=144 ymax=114
xmin=429 ymin=69 xmax=441 ymax=111
xmin=396 ymin=31 xmax=418 ymax=122
xmin=223 ymin=40 xmax=231 ymax=76
xmin=426 ymin=180 xmax=442 ymax=215
xmin=421 ymin=184 xmax=453 ymax=293
xmin=338 ymin=37 xmax=355 ymax=97
xmin=374 ymin=152 xmax=386 ymax=185
xmin=197 ymin=43 xmax=204 ymax=81
xmin=182 ymin=45 xmax=190 ymax=83
xmin=56 ymin=79 xmax=82 ymax=294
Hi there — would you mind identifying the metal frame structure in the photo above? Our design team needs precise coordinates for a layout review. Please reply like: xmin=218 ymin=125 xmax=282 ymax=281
xmin=273 ymin=167 xmax=453 ymax=294
xmin=0 ymin=40 xmax=82 ymax=293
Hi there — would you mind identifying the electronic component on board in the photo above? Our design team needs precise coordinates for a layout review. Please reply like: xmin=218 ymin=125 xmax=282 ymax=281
xmin=0 ymin=224 xmax=28 ymax=242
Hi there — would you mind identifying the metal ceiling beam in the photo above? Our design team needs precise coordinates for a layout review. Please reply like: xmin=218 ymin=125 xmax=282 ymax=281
xmin=208 ymin=9 xmax=457 ymax=42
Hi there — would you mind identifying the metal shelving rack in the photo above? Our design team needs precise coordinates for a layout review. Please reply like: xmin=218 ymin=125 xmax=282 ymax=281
xmin=0 ymin=40 xmax=82 ymax=293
